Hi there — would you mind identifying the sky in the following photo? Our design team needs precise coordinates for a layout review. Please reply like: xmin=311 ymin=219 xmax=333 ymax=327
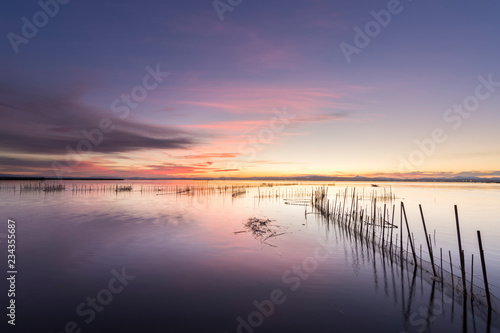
xmin=1 ymin=0 xmax=500 ymax=179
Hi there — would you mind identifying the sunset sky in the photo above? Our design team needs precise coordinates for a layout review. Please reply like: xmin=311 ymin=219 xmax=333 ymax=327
xmin=1 ymin=0 xmax=500 ymax=178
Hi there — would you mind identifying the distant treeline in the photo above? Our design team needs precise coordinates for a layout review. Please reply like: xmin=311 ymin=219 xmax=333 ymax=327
xmin=0 ymin=177 xmax=125 ymax=181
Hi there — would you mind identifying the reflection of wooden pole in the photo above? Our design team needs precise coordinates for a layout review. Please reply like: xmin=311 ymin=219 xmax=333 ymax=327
xmin=462 ymin=250 xmax=466 ymax=293
xmin=440 ymin=248 xmax=443 ymax=281
xmin=372 ymin=198 xmax=377 ymax=240
xmin=420 ymin=244 xmax=422 ymax=268
xmin=419 ymin=205 xmax=437 ymax=276
xmin=333 ymin=194 xmax=338 ymax=220
xmin=477 ymin=231 xmax=492 ymax=310
xmin=454 ymin=205 xmax=467 ymax=295
xmin=360 ymin=209 xmax=364 ymax=234
xmin=470 ymin=254 xmax=474 ymax=302
xmin=449 ymin=251 xmax=455 ymax=292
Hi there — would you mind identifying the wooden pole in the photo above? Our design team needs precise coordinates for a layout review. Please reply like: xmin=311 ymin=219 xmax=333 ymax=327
xmin=462 ymin=249 xmax=467 ymax=295
xmin=470 ymin=254 xmax=474 ymax=301
xmin=349 ymin=188 xmax=356 ymax=228
xmin=400 ymin=202 xmax=403 ymax=260
xmin=401 ymin=202 xmax=418 ymax=265
xmin=390 ymin=204 xmax=395 ymax=253
xmin=353 ymin=194 xmax=358 ymax=229
xmin=341 ymin=187 xmax=347 ymax=224
xmin=419 ymin=205 xmax=437 ymax=276
xmin=477 ymin=230 xmax=492 ymax=310
xmin=440 ymin=248 xmax=443 ymax=281
xmin=454 ymin=205 xmax=467 ymax=295
xmin=372 ymin=198 xmax=377 ymax=240
xmin=382 ymin=203 xmax=386 ymax=249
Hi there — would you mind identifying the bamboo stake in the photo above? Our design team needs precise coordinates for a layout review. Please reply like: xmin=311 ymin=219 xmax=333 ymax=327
xmin=419 ymin=205 xmax=437 ymax=276
xmin=401 ymin=202 xmax=417 ymax=265
xmin=390 ymin=204 xmax=395 ymax=253
xmin=372 ymin=198 xmax=377 ymax=240
xmin=477 ymin=230 xmax=492 ymax=310
xmin=349 ymin=188 xmax=356 ymax=228
xmin=400 ymin=202 xmax=403 ymax=260
xmin=454 ymin=205 xmax=467 ymax=295
xmin=470 ymin=254 xmax=474 ymax=301
xmin=341 ymin=187 xmax=347 ymax=224
xmin=382 ymin=203 xmax=386 ymax=249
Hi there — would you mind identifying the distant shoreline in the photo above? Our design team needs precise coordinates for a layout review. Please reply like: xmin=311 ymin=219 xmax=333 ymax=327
xmin=0 ymin=177 xmax=125 ymax=181
xmin=1 ymin=176 xmax=499 ymax=184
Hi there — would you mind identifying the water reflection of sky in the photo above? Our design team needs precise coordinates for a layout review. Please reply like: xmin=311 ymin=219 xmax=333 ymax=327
xmin=0 ymin=180 xmax=499 ymax=332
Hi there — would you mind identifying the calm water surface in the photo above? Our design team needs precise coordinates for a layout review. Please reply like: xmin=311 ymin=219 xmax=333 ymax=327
xmin=0 ymin=180 xmax=499 ymax=332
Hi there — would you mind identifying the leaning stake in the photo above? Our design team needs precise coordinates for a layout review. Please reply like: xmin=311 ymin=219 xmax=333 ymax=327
xmin=477 ymin=230 xmax=492 ymax=310
xmin=454 ymin=205 xmax=467 ymax=295
xmin=419 ymin=205 xmax=437 ymax=276
xmin=401 ymin=202 xmax=417 ymax=265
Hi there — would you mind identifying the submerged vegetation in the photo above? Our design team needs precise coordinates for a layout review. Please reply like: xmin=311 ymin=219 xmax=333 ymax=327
xmin=17 ymin=182 xmax=66 ymax=192
xmin=235 ymin=217 xmax=286 ymax=247
xmin=115 ymin=185 xmax=133 ymax=192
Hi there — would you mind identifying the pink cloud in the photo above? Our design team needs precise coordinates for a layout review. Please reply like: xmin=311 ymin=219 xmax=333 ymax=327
xmin=169 ymin=84 xmax=359 ymax=116
xmin=180 ymin=153 xmax=240 ymax=159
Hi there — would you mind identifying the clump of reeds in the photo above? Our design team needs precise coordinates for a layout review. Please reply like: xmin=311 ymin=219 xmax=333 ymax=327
xmin=43 ymin=184 xmax=65 ymax=192
xmin=176 ymin=186 xmax=191 ymax=194
xmin=0 ymin=184 xmax=16 ymax=191
xmin=115 ymin=185 xmax=133 ymax=192
xmin=232 ymin=189 xmax=246 ymax=197
xmin=234 ymin=217 xmax=286 ymax=247
xmin=21 ymin=182 xmax=44 ymax=191
xmin=20 ymin=182 xmax=65 ymax=192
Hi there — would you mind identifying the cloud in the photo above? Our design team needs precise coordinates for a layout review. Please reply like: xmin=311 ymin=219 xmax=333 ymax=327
xmin=180 ymin=153 xmax=240 ymax=159
xmin=170 ymin=85 xmax=355 ymax=115
xmin=0 ymin=155 xmax=112 ymax=176
xmin=455 ymin=171 xmax=500 ymax=178
xmin=143 ymin=162 xmax=240 ymax=175
xmin=0 ymin=83 xmax=198 ymax=156
xmin=366 ymin=170 xmax=500 ymax=179
xmin=0 ymin=156 xmax=61 ymax=170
